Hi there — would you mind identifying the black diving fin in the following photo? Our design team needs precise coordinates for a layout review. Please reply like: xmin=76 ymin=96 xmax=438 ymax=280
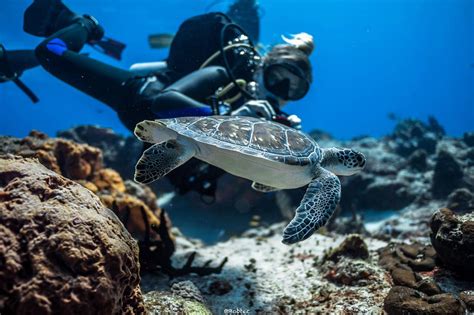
xmin=89 ymin=37 xmax=126 ymax=61
xmin=23 ymin=0 xmax=77 ymax=37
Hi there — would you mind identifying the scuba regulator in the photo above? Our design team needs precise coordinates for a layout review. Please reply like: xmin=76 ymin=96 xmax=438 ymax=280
xmin=210 ymin=21 xmax=293 ymax=127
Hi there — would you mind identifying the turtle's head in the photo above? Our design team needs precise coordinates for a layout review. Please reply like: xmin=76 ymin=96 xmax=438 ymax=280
xmin=320 ymin=147 xmax=366 ymax=176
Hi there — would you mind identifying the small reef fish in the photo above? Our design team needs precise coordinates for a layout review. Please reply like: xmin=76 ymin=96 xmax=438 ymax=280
xmin=387 ymin=112 xmax=401 ymax=121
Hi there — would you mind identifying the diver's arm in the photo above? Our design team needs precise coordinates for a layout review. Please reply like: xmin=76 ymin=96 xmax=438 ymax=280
xmin=151 ymin=66 xmax=231 ymax=118
xmin=151 ymin=90 xmax=214 ymax=118
xmin=167 ymin=66 xmax=230 ymax=99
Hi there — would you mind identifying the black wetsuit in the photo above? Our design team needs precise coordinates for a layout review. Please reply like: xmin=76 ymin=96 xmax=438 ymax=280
xmin=34 ymin=12 xmax=255 ymax=131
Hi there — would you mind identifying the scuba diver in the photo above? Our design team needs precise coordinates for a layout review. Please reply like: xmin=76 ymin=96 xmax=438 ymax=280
xmin=23 ymin=0 xmax=315 ymax=200
xmin=0 ymin=44 xmax=40 ymax=103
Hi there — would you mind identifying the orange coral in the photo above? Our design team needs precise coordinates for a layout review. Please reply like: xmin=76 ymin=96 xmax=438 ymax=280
xmin=100 ymin=194 xmax=168 ymax=241
xmin=92 ymin=168 xmax=126 ymax=193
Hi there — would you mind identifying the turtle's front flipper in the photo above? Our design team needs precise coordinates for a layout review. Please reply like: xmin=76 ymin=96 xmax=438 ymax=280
xmin=282 ymin=168 xmax=341 ymax=244
xmin=251 ymin=182 xmax=279 ymax=193
xmin=134 ymin=139 xmax=195 ymax=184
xmin=134 ymin=120 xmax=177 ymax=143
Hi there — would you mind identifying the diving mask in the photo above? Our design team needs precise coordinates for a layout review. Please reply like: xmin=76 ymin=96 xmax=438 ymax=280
xmin=263 ymin=62 xmax=310 ymax=101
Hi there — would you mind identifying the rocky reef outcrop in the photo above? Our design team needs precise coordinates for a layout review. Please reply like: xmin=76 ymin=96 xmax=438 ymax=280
xmin=276 ymin=117 xmax=473 ymax=228
xmin=383 ymin=286 xmax=466 ymax=315
xmin=431 ymin=149 xmax=465 ymax=198
xmin=430 ymin=208 xmax=474 ymax=279
xmin=0 ymin=156 xmax=144 ymax=314
xmin=350 ymin=117 xmax=471 ymax=212
xmin=378 ymin=243 xmax=442 ymax=299
xmin=377 ymin=207 xmax=474 ymax=314
xmin=387 ymin=116 xmax=445 ymax=157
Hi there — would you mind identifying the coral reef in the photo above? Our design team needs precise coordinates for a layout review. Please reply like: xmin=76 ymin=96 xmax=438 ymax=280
xmin=2 ymin=116 xmax=472 ymax=313
xmin=0 ymin=131 xmax=176 ymax=271
xmin=0 ymin=156 xmax=144 ymax=314
xmin=463 ymin=132 xmax=474 ymax=147
xmin=0 ymin=131 xmax=229 ymax=278
xmin=57 ymin=125 xmax=142 ymax=179
xmin=57 ymin=117 xmax=474 ymax=238
xmin=0 ymin=130 xmax=102 ymax=180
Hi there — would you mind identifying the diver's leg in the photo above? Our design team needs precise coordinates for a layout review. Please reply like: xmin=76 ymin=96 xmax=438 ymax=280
xmin=5 ymin=50 xmax=40 ymax=74
xmin=35 ymin=20 xmax=134 ymax=111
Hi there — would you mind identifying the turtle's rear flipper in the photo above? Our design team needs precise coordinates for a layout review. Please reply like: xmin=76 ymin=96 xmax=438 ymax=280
xmin=251 ymin=182 xmax=279 ymax=193
xmin=134 ymin=139 xmax=195 ymax=184
xmin=282 ymin=168 xmax=341 ymax=245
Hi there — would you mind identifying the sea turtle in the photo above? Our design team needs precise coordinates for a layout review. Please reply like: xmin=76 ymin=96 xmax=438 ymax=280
xmin=133 ymin=116 xmax=366 ymax=244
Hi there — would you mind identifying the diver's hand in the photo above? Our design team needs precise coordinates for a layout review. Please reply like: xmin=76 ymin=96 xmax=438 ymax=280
xmin=231 ymin=100 xmax=276 ymax=120
xmin=287 ymin=114 xmax=302 ymax=130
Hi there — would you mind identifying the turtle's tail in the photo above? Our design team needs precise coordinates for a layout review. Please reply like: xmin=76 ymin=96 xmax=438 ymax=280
xmin=134 ymin=120 xmax=177 ymax=144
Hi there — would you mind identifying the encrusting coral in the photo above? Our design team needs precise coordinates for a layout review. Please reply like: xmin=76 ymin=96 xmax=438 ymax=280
xmin=0 ymin=156 xmax=145 ymax=314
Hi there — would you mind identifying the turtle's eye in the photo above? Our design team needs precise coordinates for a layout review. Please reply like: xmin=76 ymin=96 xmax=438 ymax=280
xmin=355 ymin=152 xmax=366 ymax=168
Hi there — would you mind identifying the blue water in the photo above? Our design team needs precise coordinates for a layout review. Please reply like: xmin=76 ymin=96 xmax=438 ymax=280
xmin=1 ymin=0 xmax=473 ymax=139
